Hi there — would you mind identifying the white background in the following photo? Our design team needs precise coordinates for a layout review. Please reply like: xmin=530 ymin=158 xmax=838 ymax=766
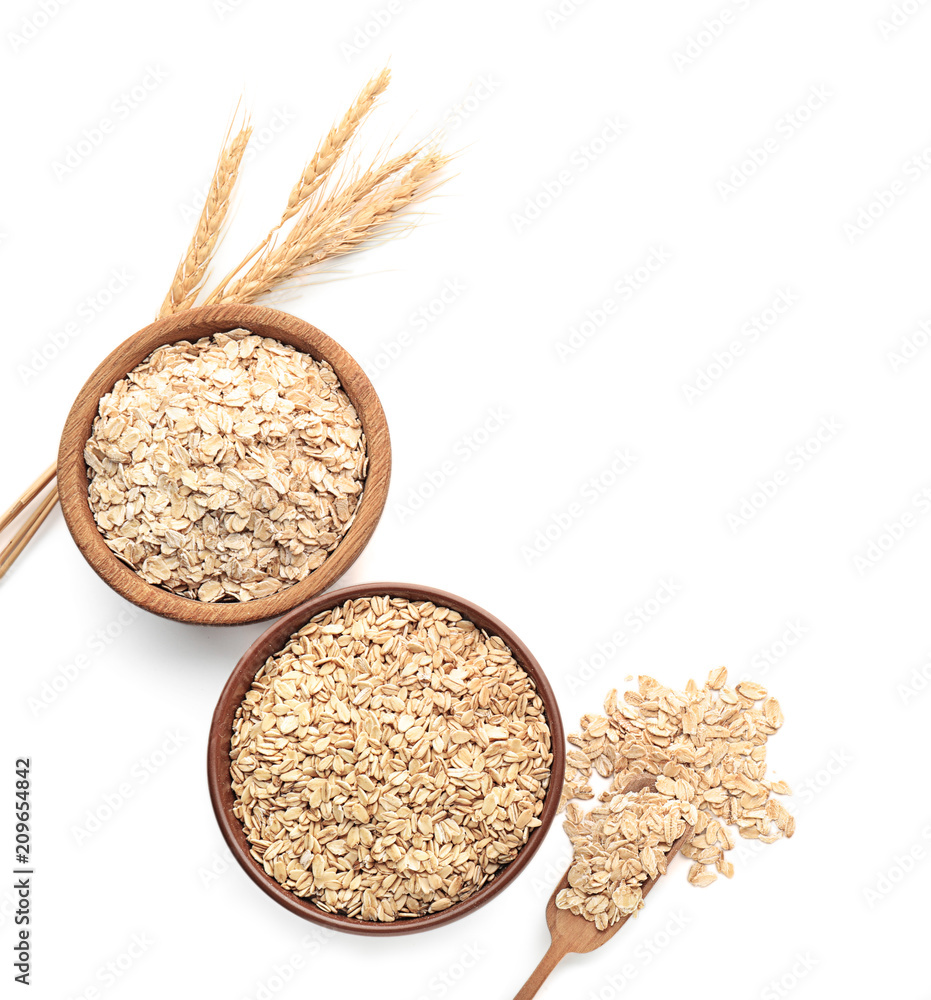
xmin=3 ymin=1 xmax=929 ymax=997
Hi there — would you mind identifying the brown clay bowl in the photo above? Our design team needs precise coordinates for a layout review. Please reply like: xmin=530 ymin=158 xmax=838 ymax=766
xmin=207 ymin=582 xmax=566 ymax=935
xmin=57 ymin=304 xmax=390 ymax=626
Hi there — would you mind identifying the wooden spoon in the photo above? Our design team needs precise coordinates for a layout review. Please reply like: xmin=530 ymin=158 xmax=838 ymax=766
xmin=514 ymin=774 xmax=693 ymax=1000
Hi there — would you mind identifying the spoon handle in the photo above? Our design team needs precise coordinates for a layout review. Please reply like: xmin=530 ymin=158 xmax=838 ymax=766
xmin=513 ymin=939 xmax=568 ymax=1000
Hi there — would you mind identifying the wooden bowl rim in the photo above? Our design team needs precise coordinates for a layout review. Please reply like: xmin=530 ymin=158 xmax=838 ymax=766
xmin=206 ymin=581 xmax=566 ymax=935
xmin=57 ymin=304 xmax=390 ymax=626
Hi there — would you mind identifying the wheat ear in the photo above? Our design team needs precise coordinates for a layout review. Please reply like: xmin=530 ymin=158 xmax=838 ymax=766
xmin=157 ymin=115 xmax=252 ymax=318
xmin=205 ymin=69 xmax=390 ymax=304
xmin=282 ymin=67 xmax=390 ymax=225
xmin=212 ymin=147 xmax=420 ymax=303
xmin=212 ymin=149 xmax=448 ymax=304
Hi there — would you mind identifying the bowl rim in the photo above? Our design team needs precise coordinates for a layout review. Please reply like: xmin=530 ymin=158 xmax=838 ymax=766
xmin=57 ymin=304 xmax=391 ymax=626
xmin=206 ymin=581 xmax=566 ymax=935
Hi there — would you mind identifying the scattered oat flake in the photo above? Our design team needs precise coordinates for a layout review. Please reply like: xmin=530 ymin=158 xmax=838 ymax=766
xmin=559 ymin=670 xmax=794 ymax=921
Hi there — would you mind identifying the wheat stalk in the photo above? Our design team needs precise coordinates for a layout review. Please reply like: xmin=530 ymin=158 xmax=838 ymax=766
xmin=4 ymin=73 xmax=449 ymax=580
xmin=157 ymin=114 xmax=252 ymax=318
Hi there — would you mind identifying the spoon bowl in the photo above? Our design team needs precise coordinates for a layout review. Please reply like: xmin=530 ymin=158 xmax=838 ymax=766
xmin=514 ymin=774 xmax=693 ymax=998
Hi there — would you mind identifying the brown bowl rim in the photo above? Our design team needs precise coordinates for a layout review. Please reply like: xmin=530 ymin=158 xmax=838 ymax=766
xmin=206 ymin=582 xmax=566 ymax=935
xmin=57 ymin=304 xmax=391 ymax=626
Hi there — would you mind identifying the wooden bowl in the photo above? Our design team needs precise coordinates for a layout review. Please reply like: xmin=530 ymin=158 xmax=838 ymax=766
xmin=57 ymin=304 xmax=390 ymax=626
xmin=207 ymin=582 xmax=566 ymax=935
